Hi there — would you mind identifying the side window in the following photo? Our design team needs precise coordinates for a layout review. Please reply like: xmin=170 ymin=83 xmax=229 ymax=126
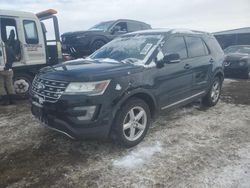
xmin=127 ymin=22 xmax=141 ymax=32
xmin=0 ymin=18 xmax=21 ymax=61
xmin=0 ymin=18 xmax=18 ymax=42
xmin=114 ymin=22 xmax=128 ymax=32
xmin=23 ymin=20 xmax=39 ymax=44
xmin=185 ymin=36 xmax=208 ymax=57
xmin=163 ymin=36 xmax=188 ymax=59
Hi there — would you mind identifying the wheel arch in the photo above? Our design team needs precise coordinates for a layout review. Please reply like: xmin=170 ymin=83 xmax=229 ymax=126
xmin=113 ymin=89 xmax=158 ymax=120
xmin=90 ymin=36 xmax=109 ymax=46
xmin=214 ymin=69 xmax=224 ymax=82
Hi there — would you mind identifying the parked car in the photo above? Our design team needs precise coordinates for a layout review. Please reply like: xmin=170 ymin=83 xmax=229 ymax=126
xmin=224 ymin=45 xmax=250 ymax=78
xmin=30 ymin=29 xmax=224 ymax=147
xmin=61 ymin=19 xmax=151 ymax=58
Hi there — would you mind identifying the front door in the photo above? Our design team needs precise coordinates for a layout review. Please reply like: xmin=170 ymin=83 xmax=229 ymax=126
xmin=109 ymin=21 xmax=128 ymax=39
xmin=0 ymin=19 xmax=5 ymax=70
xmin=154 ymin=35 xmax=193 ymax=109
xmin=0 ymin=17 xmax=22 ymax=67
xmin=21 ymin=19 xmax=46 ymax=65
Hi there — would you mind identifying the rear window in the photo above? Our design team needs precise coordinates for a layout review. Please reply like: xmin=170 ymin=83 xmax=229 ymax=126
xmin=185 ymin=36 xmax=208 ymax=57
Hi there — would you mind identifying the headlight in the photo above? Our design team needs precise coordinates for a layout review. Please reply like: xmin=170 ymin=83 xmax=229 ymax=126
xmin=64 ymin=80 xmax=110 ymax=95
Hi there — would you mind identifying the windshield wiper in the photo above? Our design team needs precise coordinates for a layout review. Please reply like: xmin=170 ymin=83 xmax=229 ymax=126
xmin=121 ymin=58 xmax=139 ymax=64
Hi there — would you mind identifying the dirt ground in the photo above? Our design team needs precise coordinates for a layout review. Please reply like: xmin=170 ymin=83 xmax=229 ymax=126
xmin=0 ymin=78 xmax=250 ymax=188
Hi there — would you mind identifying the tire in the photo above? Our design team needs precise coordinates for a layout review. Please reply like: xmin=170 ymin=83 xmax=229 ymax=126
xmin=13 ymin=73 xmax=33 ymax=98
xmin=111 ymin=98 xmax=151 ymax=148
xmin=202 ymin=77 xmax=222 ymax=107
xmin=90 ymin=40 xmax=106 ymax=53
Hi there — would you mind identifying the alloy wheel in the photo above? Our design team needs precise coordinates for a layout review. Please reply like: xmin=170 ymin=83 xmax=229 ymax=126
xmin=123 ymin=106 xmax=147 ymax=141
xmin=211 ymin=80 xmax=221 ymax=103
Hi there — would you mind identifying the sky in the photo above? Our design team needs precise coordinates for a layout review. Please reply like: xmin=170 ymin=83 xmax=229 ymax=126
xmin=1 ymin=0 xmax=250 ymax=34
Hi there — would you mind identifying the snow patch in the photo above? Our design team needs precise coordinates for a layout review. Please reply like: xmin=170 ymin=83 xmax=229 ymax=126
xmin=223 ymin=78 xmax=238 ymax=84
xmin=113 ymin=142 xmax=162 ymax=169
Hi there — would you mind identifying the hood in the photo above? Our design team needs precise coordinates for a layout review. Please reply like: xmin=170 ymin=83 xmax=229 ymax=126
xmin=38 ymin=59 xmax=144 ymax=82
xmin=62 ymin=29 xmax=105 ymax=37
xmin=225 ymin=53 xmax=250 ymax=62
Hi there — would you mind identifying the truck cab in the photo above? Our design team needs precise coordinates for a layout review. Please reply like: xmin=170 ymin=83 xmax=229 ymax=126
xmin=0 ymin=9 xmax=62 ymax=96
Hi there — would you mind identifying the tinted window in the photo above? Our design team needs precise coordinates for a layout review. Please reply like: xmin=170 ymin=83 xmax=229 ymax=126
xmin=185 ymin=36 xmax=208 ymax=57
xmin=224 ymin=46 xmax=250 ymax=54
xmin=127 ymin=22 xmax=141 ymax=32
xmin=163 ymin=36 xmax=188 ymax=59
xmin=89 ymin=21 xmax=115 ymax=31
xmin=114 ymin=22 xmax=128 ymax=32
xmin=237 ymin=33 xmax=250 ymax=45
xmin=23 ymin=20 xmax=39 ymax=44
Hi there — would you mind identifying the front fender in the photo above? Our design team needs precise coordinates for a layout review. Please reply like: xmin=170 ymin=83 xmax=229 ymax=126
xmin=111 ymin=87 xmax=158 ymax=120
xmin=90 ymin=35 xmax=109 ymax=45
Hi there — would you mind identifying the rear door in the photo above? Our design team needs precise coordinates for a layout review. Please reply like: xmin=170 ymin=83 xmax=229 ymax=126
xmin=184 ymin=36 xmax=212 ymax=94
xmin=155 ymin=35 xmax=193 ymax=109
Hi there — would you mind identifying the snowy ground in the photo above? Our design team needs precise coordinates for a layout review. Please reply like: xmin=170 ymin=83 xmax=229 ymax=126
xmin=0 ymin=78 xmax=250 ymax=188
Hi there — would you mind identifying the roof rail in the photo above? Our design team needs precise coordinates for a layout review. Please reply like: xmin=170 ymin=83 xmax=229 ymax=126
xmin=170 ymin=29 xmax=210 ymax=35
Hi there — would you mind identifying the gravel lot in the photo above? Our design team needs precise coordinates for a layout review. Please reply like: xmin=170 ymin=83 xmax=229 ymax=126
xmin=0 ymin=78 xmax=250 ymax=188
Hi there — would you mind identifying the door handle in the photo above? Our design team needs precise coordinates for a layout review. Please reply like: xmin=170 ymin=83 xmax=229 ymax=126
xmin=209 ymin=58 xmax=214 ymax=63
xmin=184 ymin=64 xmax=191 ymax=69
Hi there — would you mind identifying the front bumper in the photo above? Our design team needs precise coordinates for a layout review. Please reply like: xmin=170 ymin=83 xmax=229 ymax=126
xmin=31 ymin=94 xmax=115 ymax=139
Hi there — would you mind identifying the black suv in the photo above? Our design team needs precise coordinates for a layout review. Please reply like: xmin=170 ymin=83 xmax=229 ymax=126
xmin=30 ymin=29 xmax=224 ymax=147
xmin=61 ymin=19 xmax=151 ymax=58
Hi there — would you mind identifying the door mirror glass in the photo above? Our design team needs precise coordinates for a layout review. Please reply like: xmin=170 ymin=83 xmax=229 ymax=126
xmin=156 ymin=53 xmax=181 ymax=68
xmin=163 ymin=53 xmax=181 ymax=64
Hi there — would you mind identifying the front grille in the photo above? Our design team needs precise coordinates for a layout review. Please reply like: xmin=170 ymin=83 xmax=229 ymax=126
xmin=31 ymin=76 xmax=69 ymax=103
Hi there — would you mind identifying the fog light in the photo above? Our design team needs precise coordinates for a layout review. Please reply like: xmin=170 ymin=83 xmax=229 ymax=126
xmin=239 ymin=61 xmax=246 ymax=66
xmin=73 ymin=106 xmax=96 ymax=121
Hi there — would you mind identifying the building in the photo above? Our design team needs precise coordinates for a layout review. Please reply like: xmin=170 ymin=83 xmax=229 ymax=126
xmin=213 ymin=27 xmax=250 ymax=49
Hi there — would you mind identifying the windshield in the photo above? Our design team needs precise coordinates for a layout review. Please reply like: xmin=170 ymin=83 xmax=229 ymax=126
xmin=224 ymin=46 xmax=250 ymax=54
xmin=89 ymin=21 xmax=115 ymax=31
xmin=89 ymin=34 xmax=163 ymax=64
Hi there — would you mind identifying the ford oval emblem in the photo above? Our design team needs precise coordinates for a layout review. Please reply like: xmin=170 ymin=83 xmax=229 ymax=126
xmin=37 ymin=83 xmax=45 ymax=91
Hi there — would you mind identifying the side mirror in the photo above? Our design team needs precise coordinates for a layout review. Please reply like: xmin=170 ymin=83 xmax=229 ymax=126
xmin=156 ymin=53 xmax=181 ymax=68
xmin=163 ymin=53 xmax=181 ymax=64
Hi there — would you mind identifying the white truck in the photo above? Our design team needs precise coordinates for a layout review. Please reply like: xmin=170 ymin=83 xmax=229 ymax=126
xmin=0 ymin=9 xmax=62 ymax=96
